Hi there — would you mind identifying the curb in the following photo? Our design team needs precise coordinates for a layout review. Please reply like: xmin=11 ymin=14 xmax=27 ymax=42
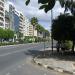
xmin=0 ymin=43 xmax=40 ymax=48
xmin=33 ymin=58 xmax=74 ymax=74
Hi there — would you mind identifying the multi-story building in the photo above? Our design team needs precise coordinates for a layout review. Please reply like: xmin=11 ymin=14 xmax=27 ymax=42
xmin=14 ymin=10 xmax=19 ymax=33
xmin=9 ymin=4 xmax=15 ymax=31
xmin=37 ymin=32 xmax=43 ymax=38
xmin=5 ymin=10 xmax=10 ymax=29
xmin=29 ymin=25 xmax=33 ymax=36
xmin=5 ymin=3 xmax=20 ymax=32
xmin=23 ymin=17 xmax=29 ymax=36
xmin=19 ymin=13 xmax=24 ymax=34
xmin=0 ymin=0 xmax=5 ymax=29
xmin=29 ymin=24 xmax=38 ymax=37
xmin=5 ymin=1 xmax=39 ymax=39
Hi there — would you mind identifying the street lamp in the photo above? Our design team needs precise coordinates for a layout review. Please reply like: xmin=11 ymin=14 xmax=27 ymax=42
xmin=51 ymin=9 xmax=53 ymax=53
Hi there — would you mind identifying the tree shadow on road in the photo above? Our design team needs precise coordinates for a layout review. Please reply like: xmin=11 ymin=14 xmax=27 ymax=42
xmin=24 ymin=49 xmax=75 ymax=61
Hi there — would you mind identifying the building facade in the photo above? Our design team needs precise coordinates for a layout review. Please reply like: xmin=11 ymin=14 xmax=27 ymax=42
xmin=0 ymin=0 xmax=5 ymax=29
xmin=4 ymin=1 xmax=40 ymax=39
xmin=19 ymin=13 xmax=24 ymax=34
xmin=9 ymin=4 xmax=15 ymax=31
xmin=23 ymin=17 xmax=29 ymax=36
xmin=5 ymin=10 xmax=10 ymax=29
xmin=29 ymin=24 xmax=38 ymax=37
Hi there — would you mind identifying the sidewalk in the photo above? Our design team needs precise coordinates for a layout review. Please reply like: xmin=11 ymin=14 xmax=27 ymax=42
xmin=33 ymin=48 xmax=75 ymax=74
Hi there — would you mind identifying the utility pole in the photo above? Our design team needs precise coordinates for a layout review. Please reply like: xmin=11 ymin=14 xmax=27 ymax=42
xmin=51 ymin=9 xmax=53 ymax=53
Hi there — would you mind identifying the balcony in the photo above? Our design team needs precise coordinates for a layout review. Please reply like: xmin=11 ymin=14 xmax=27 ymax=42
xmin=0 ymin=0 xmax=4 ymax=3
xmin=0 ymin=2 xmax=4 ymax=7
xmin=0 ymin=21 xmax=4 ymax=26
xmin=0 ymin=12 xmax=4 ymax=16
xmin=0 ymin=17 xmax=4 ymax=21
xmin=0 ymin=15 xmax=4 ymax=18
xmin=0 ymin=10 xmax=4 ymax=14
xmin=0 ymin=7 xmax=4 ymax=13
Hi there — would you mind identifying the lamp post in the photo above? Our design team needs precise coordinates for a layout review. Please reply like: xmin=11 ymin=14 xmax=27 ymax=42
xmin=51 ymin=9 xmax=53 ymax=53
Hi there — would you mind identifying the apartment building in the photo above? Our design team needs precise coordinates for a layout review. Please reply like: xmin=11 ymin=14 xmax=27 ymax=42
xmin=29 ymin=24 xmax=38 ymax=37
xmin=19 ymin=13 xmax=24 ymax=34
xmin=5 ymin=10 xmax=10 ymax=29
xmin=0 ymin=0 xmax=5 ymax=29
xmin=29 ymin=24 xmax=33 ymax=36
xmin=4 ymin=1 xmax=38 ymax=38
xmin=23 ymin=17 xmax=29 ymax=36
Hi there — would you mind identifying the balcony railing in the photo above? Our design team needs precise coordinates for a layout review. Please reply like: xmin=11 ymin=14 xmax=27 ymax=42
xmin=0 ymin=15 xmax=4 ymax=18
xmin=0 ymin=21 xmax=4 ymax=26
xmin=0 ymin=0 xmax=4 ymax=3
xmin=0 ymin=8 xmax=4 ymax=12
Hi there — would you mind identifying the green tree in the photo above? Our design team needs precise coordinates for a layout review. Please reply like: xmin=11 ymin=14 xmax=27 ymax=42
xmin=36 ymin=24 xmax=44 ymax=32
xmin=25 ymin=0 xmax=74 ymax=13
xmin=4 ymin=29 xmax=14 ymax=40
xmin=0 ymin=28 xmax=4 ymax=42
xmin=52 ymin=14 xmax=75 ymax=52
xmin=0 ymin=28 xmax=14 ymax=42
xmin=18 ymin=32 xmax=23 ymax=39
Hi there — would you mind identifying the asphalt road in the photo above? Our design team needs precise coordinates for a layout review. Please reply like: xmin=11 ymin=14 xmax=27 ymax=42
xmin=0 ymin=42 xmax=69 ymax=75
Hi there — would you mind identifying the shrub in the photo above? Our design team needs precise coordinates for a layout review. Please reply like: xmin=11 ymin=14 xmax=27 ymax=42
xmin=61 ymin=41 xmax=73 ymax=50
xmin=64 ymin=41 xmax=73 ymax=50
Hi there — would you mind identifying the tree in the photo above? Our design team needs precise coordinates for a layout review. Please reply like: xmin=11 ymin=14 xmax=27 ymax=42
xmin=25 ymin=0 xmax=74 ymax=13
xmin=4 ymin=29 xmax=14 ymax=40
xmin=18 ymin=32 xmax=23 ymax=39
xmin=0 ymin=28 xmax=14 ymax=42
xmin=31 ymin=17 xmax=38 ymax=42
xmin=36 ymin=24 xmax=44 ymax=32
xmin=0 ymin=28 xmax=4 ymax=42
xmin=31 ymin=17 xmax=38 ymax=27
xmin=25 ymin=0 xmax=75 ymax=52
xmin=26 ymin=0 xmax=55 ymax=13
xmin=52 ymin=14 xmax=75 ymax=52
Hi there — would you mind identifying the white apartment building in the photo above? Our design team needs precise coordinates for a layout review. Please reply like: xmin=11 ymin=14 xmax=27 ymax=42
xmin=23 ymin=17 xmax=30 ymax=36
xmin=19 ymin=13 xmax=24 ymax=34
xmin=29 ymin=24 xmax=33 ymax=36
xmin=29 ymin=24 xmax=37 ymax=37
xmin=5 ymin=10 xmax=10 ymax=29
xmin=0 ymin=0 xmax=5 ymax=29
xmin=4 ymin=1 xmax=38 ymax=38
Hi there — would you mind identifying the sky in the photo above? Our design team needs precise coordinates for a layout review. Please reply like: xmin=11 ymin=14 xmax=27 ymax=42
xmin=6 ymin=0 xmax=67 ymax=31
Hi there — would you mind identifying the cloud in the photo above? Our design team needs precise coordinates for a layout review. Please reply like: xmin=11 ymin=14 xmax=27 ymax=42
xmin=7 ymin=0 xmax=65 ymax=30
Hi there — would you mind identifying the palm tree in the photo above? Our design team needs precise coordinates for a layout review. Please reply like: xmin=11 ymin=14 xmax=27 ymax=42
xmin=31 ymin=17 xmax=38 ymax=42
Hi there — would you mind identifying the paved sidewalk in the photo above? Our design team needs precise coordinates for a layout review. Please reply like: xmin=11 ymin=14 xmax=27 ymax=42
xmin=33 ymin=48 xmax=75 ymax=74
